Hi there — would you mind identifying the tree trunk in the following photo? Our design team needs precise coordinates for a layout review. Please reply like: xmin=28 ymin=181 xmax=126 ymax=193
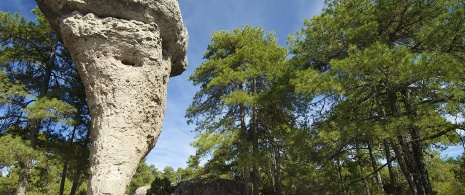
xmin=267 ymin=160 xmax=275 ymax=194
xmin=60 ymin=125 xmax=78 ymax=195
xmin=367 ymin=142 xmax=384 ymax=193
xmin=383 ymin=140 xmax=397 ymax=195
xmin=274 ymin=143 xmax=282 ymax=195
xmin=15 ymin=161 xmax=30 ymax=195
xmin=387 ymin=89 xmax=431 ymax=195
xmin=240 ymin=102 xmax=252 ymax=195
xmin=252 ymin=164 xmax=259 ymax=195
xmin=69 ymin=168 xmax=82 ymax=195
xmin=355 ymin=143 xmax=371 ymax=195
xmin=251 ymin=80 xmax=259 ymax=195
xmin=16 ymin=37 xmax=58 ymax=195
xmin=243 ymin=166 xmax=252 ymax=195
xmin=361 ymin=166 xmax=371 ymax=195
xmin=391 ymin=139 xmax=418 ymax=194
xmin=402 ymin=89 xmax=432 ymax=194
xmin=337 ymin=158 xmax=346 ymax=194
xmin=59 ymin=163 xmax=69 ymax=195
xmin=70 ymin=128 xmax=90 ymax=195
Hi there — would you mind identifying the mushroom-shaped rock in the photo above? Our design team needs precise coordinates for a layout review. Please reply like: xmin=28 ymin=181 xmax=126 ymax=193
xmin=34 ymin=0 xmax=188 ymax=194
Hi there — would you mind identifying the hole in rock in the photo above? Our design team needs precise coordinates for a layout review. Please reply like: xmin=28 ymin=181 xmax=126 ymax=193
xmin=121 ymin=59 xmax=136 ymax=66
xmin=119 ymin=52 xmax=142 ymax=67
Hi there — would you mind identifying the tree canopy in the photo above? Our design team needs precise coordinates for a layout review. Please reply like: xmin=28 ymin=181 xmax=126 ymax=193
xmin=0 ymin=9 xmax=90 ymax=195
xmin=187 ymin=0 xmax=465 ymax=194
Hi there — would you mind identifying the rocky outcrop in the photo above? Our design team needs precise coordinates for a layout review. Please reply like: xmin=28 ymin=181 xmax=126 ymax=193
xmin=134 ymin=185 xmax=151 ymax=195
xmin=34 ymin=0 xmax=188 ymax=194
xmin=35 ymin=0 xmax=188 ymax=76
xmin=173 ymin=178 xmax=246 ymax=195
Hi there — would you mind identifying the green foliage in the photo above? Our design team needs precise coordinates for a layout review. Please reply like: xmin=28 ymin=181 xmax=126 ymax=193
xmin=126 ymin=159 xmax=154 ymax=195
xmin=0 ymin=8 xmax=90 ymax=195
xmin=288 ymin=0 xmax=465 ymax=194
xmin=1 ymin=1 xmax=463 ymax=195
xmin=162 ymin=166 xmax=178 ymax=183
xmin=145 ymin=166 xmax=191 ymax=195
xmin=0 ymin=71 xmax=27 ymax=105
xmin=146 ymin=176 xmax=175 ymax=195
xmin=177 ymin=167 xmax=196 ymax=181
xmin=24 ymin=97 xmax=76 ymax=124
xmin=0 ymin=135 xmax=36 ymax=194
xmin=428 ymin=153 xmax=465 ymax=195
xmin=185 ymin=0 xmax=465 ymax=194
xmin=187 ymin=26 xmax=292 ymax=194
xmin=0 ymin=134 xmax=37 ymax=167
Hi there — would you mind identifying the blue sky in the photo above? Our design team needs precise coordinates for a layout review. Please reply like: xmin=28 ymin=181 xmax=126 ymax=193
xmin=2 ymin=0 xmax=462 ymax=170
xmin=0 ymin=0 xmax=325 ymax=169
xmin=153 ymin=0 xmax=325 ymax=169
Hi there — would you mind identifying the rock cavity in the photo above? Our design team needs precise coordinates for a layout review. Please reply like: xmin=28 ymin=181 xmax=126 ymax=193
xmin=35 ymin=0 xmax=188 ymax=194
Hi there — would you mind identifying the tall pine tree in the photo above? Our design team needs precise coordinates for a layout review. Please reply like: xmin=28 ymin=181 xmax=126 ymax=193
xmin=290 ymin=0 xmax=465 ymax=194
xmin=186 ymin=26 xmax=288 ymax=195
xmin=0 ymin=9 xmax=90 ymax=195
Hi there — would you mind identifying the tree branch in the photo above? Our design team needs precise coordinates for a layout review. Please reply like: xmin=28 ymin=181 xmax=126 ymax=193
xmin=341 ymin=156 xmax=396 ymax=193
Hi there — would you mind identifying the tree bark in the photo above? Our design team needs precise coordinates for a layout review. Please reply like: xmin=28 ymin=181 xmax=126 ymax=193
xmin=387 ymin=88 xmax=432 ymax=195
xmin=69 ymin=167 xmax=82 ymax=195
xmin=240 ymin=101 xmax=252 ymax=195
xmin=60 ymin=125 xmax=78 ymax=195
xmin=274 ymin=142 xmax=282 ymax=195
xmin=59 ymin=163 xmax=69 ymax=195
xmin=367 ymin=141 xmax=384 ymax=193
xmin=383 ymin=140 xmax=397 ymax=195
xmin=15 ymin=161 xmax=30 ymax=195
xmin=391 ymin=139 xmax=418 ymax=194
xmin=355 ymin=142 xmax=371 ymax=195
xmin=251 ymin=79 xmax=259 ymax=195
xmin=402 ymin=89 xmax=432 ymax=194
xmin=70 ymin=128 xmax=90 ymax=195
xmin=337 ymin=158 xmax=346 ymax=194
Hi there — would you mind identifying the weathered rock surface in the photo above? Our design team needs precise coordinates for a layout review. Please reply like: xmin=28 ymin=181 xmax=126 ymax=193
xmin=173 ymin=178 xmax=245 ymax=195
xmin=134 ymin=185 xmax=151 ymax=195
xmin=36 ymin=0 xmax=188 ymax=76
xmin=34 ymin=0 xmax=188 ymax=194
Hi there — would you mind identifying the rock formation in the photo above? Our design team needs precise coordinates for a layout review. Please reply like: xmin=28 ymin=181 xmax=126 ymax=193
xmin=134 ymin=185 xmax=151 ymax=195
xmin=173 ymin=178 xmax=246 ymax=195
xmin=34 ymin=0 xmax=188 ymax=194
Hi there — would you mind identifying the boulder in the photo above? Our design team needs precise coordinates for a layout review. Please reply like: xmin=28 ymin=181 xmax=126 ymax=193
xmin=135 ymin=185 xmax=151 ymax=195
xmin=173 ymin=178 xmax=245 ymax=195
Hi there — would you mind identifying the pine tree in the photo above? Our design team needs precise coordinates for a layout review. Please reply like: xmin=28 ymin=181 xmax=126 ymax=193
xmin=0 ymin=9 xmax=90 ymax=195
xmin=290 ymin=0 xmax=465 ymax=194
xmin=126 ymin=159 xmax=154 ymax=195
xmin=186 ymin=26 xmax=288 ymax=195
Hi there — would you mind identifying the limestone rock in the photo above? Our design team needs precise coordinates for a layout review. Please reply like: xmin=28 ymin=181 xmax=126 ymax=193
xmin=35 ymin=0 xmax=188 ymax=76
xmin=173 ymin=178 xmax=246 ymax=195
xmin=134 ymin=185 xmax=151 ymax=195
xmin=34 ymin=0 xmax=188 ymax=194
